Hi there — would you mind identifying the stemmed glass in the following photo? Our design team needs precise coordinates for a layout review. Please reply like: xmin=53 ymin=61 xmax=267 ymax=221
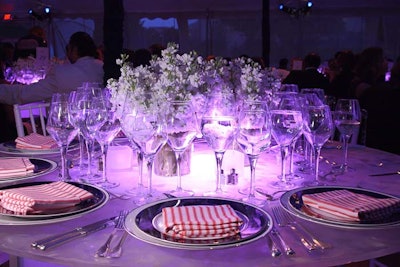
xmin=121 ymin=105 xmax=167 ymax=203
xmin=46 ymin=93 xmax=79 ymax=181
xmin=269 ymin=94 xmax=303 ymax=189
xmin=236 ymin=101 xmax=271 ymax=206
xmin=165 ymin=101 xmax=198 ymax=197
xmin=94 ymin=90 xmax=121 ymax=189
xmin=302 ymin=105 xmax=334 ymax=186
xmin=70 ymin=87 xmax=105 ymax=181
xmin=333 ymin=98 xmax=361 ymax=173
xmin=200 ymin=92 xmax=238 ymax=196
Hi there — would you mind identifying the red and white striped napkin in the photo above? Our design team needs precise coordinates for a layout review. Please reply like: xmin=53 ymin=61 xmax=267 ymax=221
xmin=0 ymin=157 xmax=35 ymax=179
xmin=162 ymin=204 xmax=243 ymax=239
xmin=0 ymin=181 xmax=94 ymax=215
xmin=15 ymin=133 xmax=58 ymax=150
xmin=302 ymin=189 xmax=400 ymax=222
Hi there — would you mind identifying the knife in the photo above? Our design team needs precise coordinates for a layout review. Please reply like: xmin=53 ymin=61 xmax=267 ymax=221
xmin=31 ymin=216 xmax=117 ymax=251
xmin=369 ymin=171 xmax=400 ymax=177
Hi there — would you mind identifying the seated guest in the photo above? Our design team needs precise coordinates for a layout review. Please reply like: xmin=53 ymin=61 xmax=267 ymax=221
xmin=0 ymin=31 xmax=103 ymax=142
xmin=283 ymin=52 xmax=330 ymax=91
xmin=0 ymin=31 xmax=104 ymax=105
xmin=14 ymin=26 xmax=47 ymax=60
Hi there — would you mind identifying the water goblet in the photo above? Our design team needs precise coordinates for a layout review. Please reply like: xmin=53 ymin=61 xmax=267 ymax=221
xmin=121 ymin=105 xmax=167 ymax=203
xmin=302 ymin=105 xmax=334 ymax=186
xmin=236 ymin=101 xmax=271 ymax=206
xmin=269 ymin=94 xmax=303 ymax=189
xmin=165 ymin=101 xmax=197 ymax=197
xmin=200 ymin=92 xmax=238 ymax=196
xmin=94 ymin=92 xmax=121 ymax=189
xmin=333 ymin=98 xmax=361 ymax=173
xmin=46 ymin=93 xmax=79 ymax=181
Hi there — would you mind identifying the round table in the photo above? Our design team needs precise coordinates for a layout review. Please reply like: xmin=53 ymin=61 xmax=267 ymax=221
xmin=0 ymin=141 xmax=399 ymax=267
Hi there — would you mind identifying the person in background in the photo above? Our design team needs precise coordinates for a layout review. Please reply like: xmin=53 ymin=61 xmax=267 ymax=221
xmin=0 ymin=31 xmax=103 ymax=142
xmin=350 ymin=46 xmax=388 ymax=98
xmin=14 ymin=26 xmax=47 ymax=60
xmin=0 ymin=31 xmax=104 ymax=105
xmin=326 ymin=50 xmax=356 ymax=99
xmin=282 ymin=52 xmax=330 ymax=91
xmin=275 ymin=57 xmax=290 ymax=80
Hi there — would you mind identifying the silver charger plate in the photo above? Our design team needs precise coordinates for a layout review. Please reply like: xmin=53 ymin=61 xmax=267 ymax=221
xmin=125 ymin=197 xmax=273 ymax=250
xmin=0 ymin=157 xmax=57 ymax=184
xmin=0 ymin=181 xmax=109 ymax=221
xmin=0 ymin=140 xmax=79 ymax=156
xmin=280 ymin=186 xmax=400 ymax=229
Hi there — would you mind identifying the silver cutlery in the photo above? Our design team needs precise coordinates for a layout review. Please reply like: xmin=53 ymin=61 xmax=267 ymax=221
xmin=95 ymin=210 xmax=128 ymax=258
xmin=32 ymin=216 xmax=117 ymax=250
xmin=255 ymin=188 xmax=288 ymax=201
xmin=266 ymin=234 xmax=282 ymax=257
xmin=369 ymin=171 xmax=400 ymax=177
xmin=269 ymin=228 xmax=295 ymax=256
xmin=107 ymin=231 xmax=129 ymax=258
xmin=272 ymin=207 xmax=329 ymax=251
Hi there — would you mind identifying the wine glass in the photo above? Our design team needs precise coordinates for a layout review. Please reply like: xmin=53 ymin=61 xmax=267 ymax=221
xmin=236 ymin=101 xmax=271 ymax=206
xmin=302 ymin=105 xmax=334 ymax=186
xmin=200 ymin=92 xmax=238 ymax=196
xmin=333 ymin=98 xmax=361 ymax=173
xmin=46 ymin=93 xmax=79 ymax=182
xmin=165 ymin=101 xmax=198 ymax=197
xmin=71 ymin=87 xmax=105 ymax=181
xmin=121 ymin=105 xmax=167 ymax=203
xmin=269 ymin=94 xmax=303 ymax=189
xmin=94 ymin=90 xmax=121 ymax=189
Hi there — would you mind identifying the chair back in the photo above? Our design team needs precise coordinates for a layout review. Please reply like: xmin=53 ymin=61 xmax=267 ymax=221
xmin=13 ymin=102 xmax=50 ymax=137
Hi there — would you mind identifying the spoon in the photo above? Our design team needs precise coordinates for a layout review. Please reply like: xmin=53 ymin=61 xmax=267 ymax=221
xmin=255 ymin=188 xmax=288 ymax=201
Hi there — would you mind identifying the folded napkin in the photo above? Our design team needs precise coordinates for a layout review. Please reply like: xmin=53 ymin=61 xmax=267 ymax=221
xmin=15 ymin=133 xmax=58 ymax=150
xmin=302 ymin=189 xmax=400 ymax=223
xmin=0 ymin=181 xmax=94 ymax=215
xmin=0 ymin=157 xmax=35 ymax=179
xmin=162 ymin=204 xmax=243 ymax=239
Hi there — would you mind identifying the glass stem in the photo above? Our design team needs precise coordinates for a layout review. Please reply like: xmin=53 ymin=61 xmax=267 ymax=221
xmin=280 ymin=145 xmax=289 ymax=183
xmin=146 ymin=156 xmax=154 ymax=197
xmin=313 ymin=145 xmax=322 ymax=183
xmin=85 ymin=139 xmax=94 ymax=177
xmin=343 ymin=134 xmax=351 ymax=170
xmin=214 ymin=151 xmax=225 ymax=193
xmin=136 ymin=150 xmax=144 ymax=187
xmin=101 ymin=143 xmax=109 ymax=182
xmin=60 ymin=145 xmax=71 ymax=181
xmin=175 ymin=151 xmax=183 ymax=191
xmin=248 ymin=154 xmax=258 ymax=198
xmin=78 ymin=132 xmax=85 ymax=169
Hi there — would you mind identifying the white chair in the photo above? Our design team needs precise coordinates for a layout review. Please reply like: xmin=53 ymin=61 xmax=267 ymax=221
xmin=13 ymin=101 xmax=50 ymax=137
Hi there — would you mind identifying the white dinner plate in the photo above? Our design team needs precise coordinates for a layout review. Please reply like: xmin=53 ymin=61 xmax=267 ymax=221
xmin=0 ymin=181 xmax=109 ymax=225
xmin=280 ymin=186 xmax=400 ymax=229
xmin=0 ymin=157 xmax=57 ymax=184
xmin=125 ymin=197 xmax=273 ymax=250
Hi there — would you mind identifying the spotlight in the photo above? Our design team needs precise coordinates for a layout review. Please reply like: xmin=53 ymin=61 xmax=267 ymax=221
xmin=28 ymin=9 xmax=33 ymax=15
xmin=44 ymin=7 xmax=50 ymax=14
xmin=279 ymin=4 xmax=284 ymax=10
xmin=307 ymin=1 xmax=313 ymax=8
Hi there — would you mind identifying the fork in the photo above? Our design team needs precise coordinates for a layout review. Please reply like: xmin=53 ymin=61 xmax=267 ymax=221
xmin=272 ymin=207 xmax=325 ymax=251
xmin=95 ymin=210 xmax=128 ymax=257
xmin=107 ymin=231 xmax=129 ymax=258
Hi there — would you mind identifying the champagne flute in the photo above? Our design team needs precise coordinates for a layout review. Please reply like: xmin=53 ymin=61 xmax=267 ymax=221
xmin=94 ymin=90 xmax=121 ymax=189
xmin=236 ymin=101 xmax=271 ymax=206
xmin=302 ymin=105 xmax=334 ymax=186
xmin=269 ymin=94 xmax=303 ymax=189
xmin=46 ymin=93 xmax=78 ymax=182
xmin=200 ymin=92 xmax=238 ymax=196
xmin=333 ymin=98 xmax=361 ymax=173
xmin=165 ymin=101 xmax=198 ymax=197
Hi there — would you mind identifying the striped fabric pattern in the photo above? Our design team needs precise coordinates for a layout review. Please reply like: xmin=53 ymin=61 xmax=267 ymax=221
xmin=0 ymin=181 xmax=93 ymax=215
xmin=162 ymin=204 xmax=243 ymax=238
xmin=302 ymin=189 xmax=400 ymax=222
xmin=0 ymin=157 xmax=35 ymax=179
xmin=15 ymin=133 xmax=58 ymax=150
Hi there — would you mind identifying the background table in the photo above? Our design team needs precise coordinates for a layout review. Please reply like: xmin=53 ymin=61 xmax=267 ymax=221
xmin=0 ymin=141 xmax=399 ymax=267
